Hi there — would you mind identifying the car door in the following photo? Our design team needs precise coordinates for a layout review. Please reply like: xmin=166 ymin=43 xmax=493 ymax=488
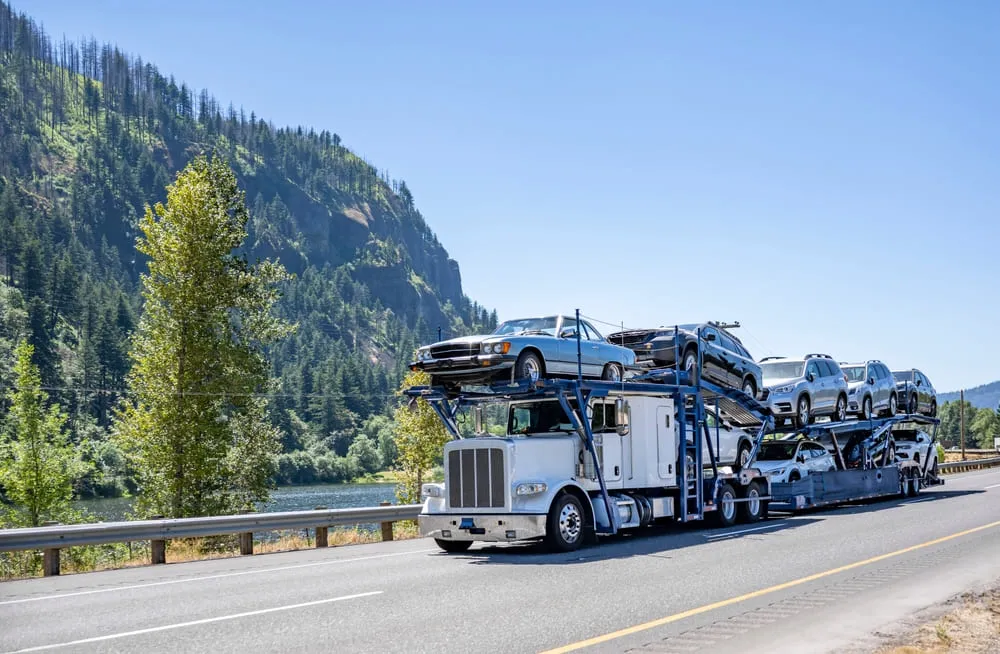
xmin=703 ymin=410 xmax=736 ymax=464
xmin=717 ymin=332 xmax=742 ymax=389
xmin=699 ymin=326 xmax=726 ymax=386
xmin=806 ymin=443 xmax=833 ymax=472
xmin=554 ymin=315 xmax=584 ymax=375
xmin=806 ymin=360 xmax=826 ymax=409
xmin=867 ymin=364 xmax=883 ymax=409
xmin=583 ymin=320 xmax=617 ymax=375
xmin=917 ymin=372 xmax=934 ymax=411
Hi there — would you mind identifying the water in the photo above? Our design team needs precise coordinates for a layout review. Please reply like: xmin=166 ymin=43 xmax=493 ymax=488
xmin=73 ymin=483 xmax=400 ymax=522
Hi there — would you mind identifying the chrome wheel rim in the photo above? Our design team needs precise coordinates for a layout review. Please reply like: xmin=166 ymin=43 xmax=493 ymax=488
xmin=743 ymin=381 xmax=754 ymax=397
xmin=747 ymin=488 xmax=760 ymax=516
xmin=863 ymin=397 xmax=871 ymax=419
xmin=607 ymin=365 xmax=621 ymax=382
xmin=836 ymin=398 xmax=846 ymax=421
xmin=559 ymin=502 xmax=582 ymax=543
xmin=721 ymin=490 xmax=736 ymax=521
xmin=740 ymin=447 xmax=751 ymax=468
xmin=524 ymin=357 xmax=540 ymax=381
xmin=890 ymin=395 xmax=897 ymax=415
xmin=798 ymin=398 xmax=809 ymax=425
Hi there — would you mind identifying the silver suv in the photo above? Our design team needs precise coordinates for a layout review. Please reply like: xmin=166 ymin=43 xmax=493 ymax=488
xmin=840 ymin=360 xmax=898 ymax=419
xmin=760 ymin=354 xmax=850 ymax=428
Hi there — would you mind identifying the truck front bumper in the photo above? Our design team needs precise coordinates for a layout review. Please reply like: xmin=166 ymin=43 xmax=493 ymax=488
xmin=419 ymin=513 xmax=547 ymax=542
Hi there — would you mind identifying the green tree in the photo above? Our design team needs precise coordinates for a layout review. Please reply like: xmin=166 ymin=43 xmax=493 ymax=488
xmin=112 ymin=155 xmax=293 ymax=518
xmin=971 ymin=409 xmax=998 ymax=449
xmin=392 ymin=370 xmax=450 ymax=504
xmin=0 ymin=341 xmax=88 ymax=527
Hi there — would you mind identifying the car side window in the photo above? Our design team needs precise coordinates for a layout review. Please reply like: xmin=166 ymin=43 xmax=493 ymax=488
xmin=816 ymin=360 xmax=832 ymax=377
xmin=806 ymin=361 xmax=820 ymax=379
xmin=718 ymin=333 xmax=738 ymax=353
xmin=583 ymin=321 xmax=603 ymax=341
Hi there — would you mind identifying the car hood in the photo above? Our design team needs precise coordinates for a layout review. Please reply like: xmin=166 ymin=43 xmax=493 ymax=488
xmin=847 ymin=381 xmax=865 ymax=392
xmin=426 ymin=335 xmax=488 ymax=347
xmin=763 ymin=378 xmax=798 ymax=389
xmin=753 ymin=459 xmax=793 ymax=472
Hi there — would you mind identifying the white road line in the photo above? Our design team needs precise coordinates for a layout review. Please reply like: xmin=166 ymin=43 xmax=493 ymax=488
xmin=984 ymin=483 xmax=1000 ymax=490
xmin=706 ymin=522 xmax=786 ymax=540
xmin=0 ymin=549 xmax=433 ymax=606
xmin=6 ymin=590 xmax=382 ymax=653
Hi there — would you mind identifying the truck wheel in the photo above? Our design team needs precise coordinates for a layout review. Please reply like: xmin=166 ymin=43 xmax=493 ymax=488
xmin=434 ymin=539 xmax=472 ymax=553
xmin=713 ymin=481 xmax=738 ymax=527
xmin=545 ymin=493 xmax=585 ymax=552
xmin=738 ymin=481 xmax=765 ymax=523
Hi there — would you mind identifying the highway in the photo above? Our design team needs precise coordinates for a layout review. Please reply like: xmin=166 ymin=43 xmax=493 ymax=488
xmin=3 ymin=468 xmax=1000 ymax=654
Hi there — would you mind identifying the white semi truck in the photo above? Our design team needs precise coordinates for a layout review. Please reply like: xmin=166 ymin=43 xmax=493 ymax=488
xmin=412 ymin=376 xmax=772 ymax=552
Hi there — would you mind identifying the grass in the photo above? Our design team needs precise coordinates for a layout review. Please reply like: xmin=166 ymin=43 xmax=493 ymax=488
xmin=0 ymin=522 xmax=422 ymax=582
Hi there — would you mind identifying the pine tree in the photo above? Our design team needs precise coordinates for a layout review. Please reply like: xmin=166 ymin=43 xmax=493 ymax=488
xmin=112 ymin=155 xmax=294 ymax=518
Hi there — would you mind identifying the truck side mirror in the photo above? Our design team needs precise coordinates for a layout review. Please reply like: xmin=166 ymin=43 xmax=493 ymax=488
xmin=615 ymin=397 xmax=630 ymax=436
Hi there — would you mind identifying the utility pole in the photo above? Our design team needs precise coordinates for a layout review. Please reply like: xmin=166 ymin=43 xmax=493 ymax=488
xmin=960 ymin=389 xmax=966 ymax=461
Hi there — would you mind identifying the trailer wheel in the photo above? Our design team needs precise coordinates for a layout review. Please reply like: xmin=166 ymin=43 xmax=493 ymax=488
xmin=713 ymin=481 xmax=738 ymax=527
xmin=739 ymin=481 xmax=765 ymax=523
xmin=435 ymin=539 xmax=472 ymax=553
xmin=545 ymin=493 xmax=585 ymax=552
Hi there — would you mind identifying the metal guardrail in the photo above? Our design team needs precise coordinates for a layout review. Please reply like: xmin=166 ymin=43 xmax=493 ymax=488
xmin=0 ymin=503 xmax=422 ymax=576
xmin=938 ymin=456 xmax=1000 ymax=474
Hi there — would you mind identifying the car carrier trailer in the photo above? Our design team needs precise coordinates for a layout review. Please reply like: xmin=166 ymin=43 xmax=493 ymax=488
xmin=405 ymin=320 xmax=943 ymax=553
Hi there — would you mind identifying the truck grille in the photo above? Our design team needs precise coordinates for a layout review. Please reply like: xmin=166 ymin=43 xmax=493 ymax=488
xmin=447 ymin=448 xmax=505 ymax=508
xmin=431 ymin=343 xmax=478 ymax=358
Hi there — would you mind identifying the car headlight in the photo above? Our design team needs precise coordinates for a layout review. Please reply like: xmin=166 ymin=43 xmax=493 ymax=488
xmin=515 ymin=482 xmax=547 ymax=496
xmin=771 ymin=385 xmax=794 ymax=394
xmin=417 ymin=348 xmax=431 ymax=361
xmin=769 ymin=467 xmax=786 ymax=476
xmin=482 ymin=342 xmax=511 ymax=355
xmin=421 ymin=483 xmax=443 ymax=498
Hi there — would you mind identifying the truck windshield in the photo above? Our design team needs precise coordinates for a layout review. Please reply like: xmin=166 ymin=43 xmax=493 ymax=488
xmin=842 ymin=366 xmax=866 ymax=382
xmin=493 ymin=317 xmax=558 ymax=336
xmin=508 ymin=400 xmax=577 ymax=434
xmin=762 ymin=361 xmax=804 ymax=381
xmin=757 ymin=442 xmax=799 ymax=460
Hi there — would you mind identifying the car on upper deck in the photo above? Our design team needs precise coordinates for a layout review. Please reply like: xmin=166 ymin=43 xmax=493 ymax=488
xmin=760 ymin=354 xmax=849 ymax=428
xmin=410 ymin=315 xmax=636 ymax=393
xmin=892 ymin=368 xmax=938 ymax=416
xmin=841 ymin=360 xmax=898 ymax=419
xmin=607 ymin=322 xmax=762 ymax=398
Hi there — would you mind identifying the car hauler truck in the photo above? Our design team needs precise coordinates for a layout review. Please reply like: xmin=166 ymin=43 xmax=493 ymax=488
xmin=406 ymin=323 xmax=943 ymax=553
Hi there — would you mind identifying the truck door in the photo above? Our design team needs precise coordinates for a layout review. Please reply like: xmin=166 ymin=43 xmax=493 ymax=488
xmin=657 ymin=405 xmax=673 ymax=479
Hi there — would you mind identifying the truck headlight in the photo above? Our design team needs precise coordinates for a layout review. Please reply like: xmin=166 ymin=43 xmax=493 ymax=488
xmin=421 ymin=483 xmax=443 ymax=498
xmin=417 ymin=348 xmax=431 ymax=361
xmin=515 ymin=482 xmax=547 ymax=496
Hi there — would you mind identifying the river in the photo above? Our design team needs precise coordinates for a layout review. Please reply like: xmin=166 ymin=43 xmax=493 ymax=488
xmin=73 ymin=482 xmax=401 ymax=522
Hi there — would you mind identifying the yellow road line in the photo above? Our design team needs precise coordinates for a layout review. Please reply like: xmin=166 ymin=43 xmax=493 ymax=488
xmin=539 ymin=519 xmax=1000 ymax=654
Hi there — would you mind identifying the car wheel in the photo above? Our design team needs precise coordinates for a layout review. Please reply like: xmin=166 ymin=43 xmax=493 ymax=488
xmin=888 ymin=393 xmax=898 ymax=416
xmin=434 ymin=538 xmax=472 ymax=553
xmin=788 ymin=470 xmax=801 ymax=483
xmin=860 ymin=395 xmax=872 ymax=420
xmin=885 ymin=441 xmax=896 ymax=465
xmin=682 ymin=348 xmax=698 ymax=385
xmin=544 ymin=493 xmax=585 ymax=552
xmin=834 ymin=395 xmax=847 ymax=422
xmin=735 ymin=440 xmax=753 ymax=471
xmin=794 ymin=395 xmax=810 ymax=429
xmin=602 ymin=363 xmax=623 ymax=382
xmin=514 ymin=351 xmax=544 ymax=382
xmin=909 ymin=394 xmax=918 ymax=414
xmin=930 ymin=458 xmax=939 ymax=480
xmin=741 ymin=376 xmax=757 ymax=399
xmin=738 ymin=481 xmax=765 ymax=523
xmin=713 ymin=481 xmax=738 ymax=527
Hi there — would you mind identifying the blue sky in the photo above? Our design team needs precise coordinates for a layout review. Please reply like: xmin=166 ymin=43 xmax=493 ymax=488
xmin=23 ymin=1 xmax=1000 ymax=392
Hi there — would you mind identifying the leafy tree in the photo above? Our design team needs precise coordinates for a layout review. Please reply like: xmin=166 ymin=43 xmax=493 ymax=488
xmin=347 ymin=435 xmax=382 ymax=474
xmin=112 ymin=155 xmax=293 ymax=518
xmin=971 ymin=409 xmax=998 ymax=449
xmin=392 ymin=370 xmax=450 ymax=503
xmin=0 ymin=341 xmax=88 ymax=526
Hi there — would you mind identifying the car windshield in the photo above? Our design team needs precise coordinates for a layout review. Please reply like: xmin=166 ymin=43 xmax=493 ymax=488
xmin=892 ymin=429 xmax=921 ymax=442
xmin=842 ymin=366 xmax=867 ymax=382
xmin=761 ymin=361 xmax=804 ymax=380
xmin=493 ymin=317 xmax=558 ymax=337
xmin=758 ymin=442 xmax=799 ymax=460
xmin=893 ymin=371 xmax=913 ymax=382
xmin=508 ymin=400 xmax=577 ymax=434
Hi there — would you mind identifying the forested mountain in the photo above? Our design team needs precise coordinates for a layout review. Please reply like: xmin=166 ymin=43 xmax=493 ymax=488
xmin=0 ymin=2 xmax=495 ymax=494
xmin=939 ymin=381 xmax=1000 ymax=411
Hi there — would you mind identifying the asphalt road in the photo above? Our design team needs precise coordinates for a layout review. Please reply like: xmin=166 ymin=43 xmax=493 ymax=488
xmin=3 ymin=468 xmax=1000 ymax=654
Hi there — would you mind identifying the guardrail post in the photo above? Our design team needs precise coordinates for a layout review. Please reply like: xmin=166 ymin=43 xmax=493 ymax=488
xmin=314 ymin=506 xmax=328 ymax=548
xmin=238 ymin=510 xmax=253 ymax=556
xmin=380 ymin=501 xmax=394 ymax=542
xmin=41 ymin=521 xmax=60 ymax=576
xmin=149 ymin=515 xmax=166 ymax=565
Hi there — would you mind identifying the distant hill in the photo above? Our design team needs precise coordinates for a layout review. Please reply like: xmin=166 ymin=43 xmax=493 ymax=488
xmin=0 ymin=1 xmax=496 ymax=492
xmin=939 ymin=381 xmax=1000 ymax=410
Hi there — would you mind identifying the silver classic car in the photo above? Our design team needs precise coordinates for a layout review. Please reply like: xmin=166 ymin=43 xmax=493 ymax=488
xmin=410 ymin=315 xmax=636 ymax=391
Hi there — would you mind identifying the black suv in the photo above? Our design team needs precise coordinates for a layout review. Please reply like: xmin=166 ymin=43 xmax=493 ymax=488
xmin=607 ymin=321 xmax=762 ymax=398
xmin=892 ymin=368 xmax=938 ymax=416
